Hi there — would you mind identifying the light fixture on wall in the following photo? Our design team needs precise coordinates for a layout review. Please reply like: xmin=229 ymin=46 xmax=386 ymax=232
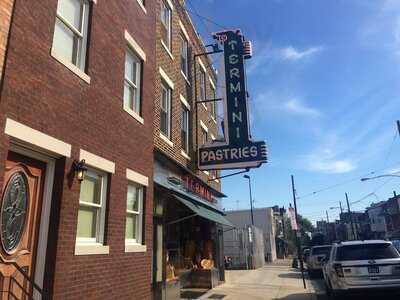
xmin=73 ymin=159 xmax=87 ymax=183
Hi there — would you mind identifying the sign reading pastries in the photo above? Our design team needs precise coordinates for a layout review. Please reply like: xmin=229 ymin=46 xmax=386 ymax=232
xmin=198 ymin=30 xmax=267 ymax=170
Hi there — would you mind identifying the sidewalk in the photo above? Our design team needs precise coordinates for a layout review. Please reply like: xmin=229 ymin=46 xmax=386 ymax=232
xmin=198 ymin=260 xmax=318 ymax=300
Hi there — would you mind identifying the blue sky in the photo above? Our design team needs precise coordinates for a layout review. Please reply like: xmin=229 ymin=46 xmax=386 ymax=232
xmin=188 ymin=0 xmax=400 ymax=224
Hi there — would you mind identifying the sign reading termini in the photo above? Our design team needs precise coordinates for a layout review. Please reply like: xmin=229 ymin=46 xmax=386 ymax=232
xmin=198 ymin=30 xmax=267 ymax=170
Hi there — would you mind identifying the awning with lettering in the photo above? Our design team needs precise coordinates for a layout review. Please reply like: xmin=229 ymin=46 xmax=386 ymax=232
xmin=173 ymin=195 xmax=234 ymax=227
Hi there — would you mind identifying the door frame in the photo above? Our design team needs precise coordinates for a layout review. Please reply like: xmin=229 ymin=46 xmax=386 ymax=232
xmin=9 ymin=143 xmax=56 ymax=299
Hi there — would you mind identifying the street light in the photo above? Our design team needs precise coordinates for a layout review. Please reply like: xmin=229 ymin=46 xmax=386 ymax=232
xmin=361 ymin=174 xmax=400 ymax=182
xmin=243 ymin=175 xmax=255 ymax=226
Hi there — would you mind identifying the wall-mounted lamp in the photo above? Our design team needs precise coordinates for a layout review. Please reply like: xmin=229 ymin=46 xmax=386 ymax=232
xmin=73 ymin=159 xmax=87 ymax=183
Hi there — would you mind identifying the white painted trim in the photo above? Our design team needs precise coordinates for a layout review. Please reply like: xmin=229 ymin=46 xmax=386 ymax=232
xmin=164 ymin=0 xmax=174 ymax=10
xmin=201 ymin=102 xmax=208 ymax=110
xmin=181 ymin=70 xmax=191 ymax=85
xmin=210 ymin=133 xmax=216 ymax=141
xmin=180 ymin=94 xmax=190 ymax=110
xmin=80 ymin=149 xmax=115 ymax=174
xmin=161 ymin=40 xmax=174 ymax=60
xmin=209 ymin=76 xmax=216 ymax=89
xmin=198 ymin=57 xmax=207 ymax=73
xmin=126 ymin=168 xmax=149 ymax=186
xmin=91 ymin=0 xmax=97 ymax=4
xmin=75 ymin=244 xmax=110 ymax=255
xmin=211 ymin=116 xmax=217 ymax=124
xmin=179 ymin=20 xmax=189 ymax=41
xmin=203 ymin=170 xmax=209 ymax=176
xmin=10 ymin=145 xmax=56 ymax=300
xmin=4 ymin=118 xmax=72 ymax=157
xmin=50 ymin=48 xmax=91 ymax=84
xmin=135 ymin=0 xmax=147 ymax=14
xmin=125 ymin=30 xmax=146 ymax=62
xmin=159 ymin=132 xmax=174 ymax=147
xmin=159 ymin=67 xmax=174 ymax=89
xmin=181 ymin=150 xmax=191 ymax=161
xmin=125 ymin=243 xmax=147 ymax=253
xmin=200 ymin=120 xmax=208 ymax=132
xmin=123 ymin=106 xmax=144 ymax=124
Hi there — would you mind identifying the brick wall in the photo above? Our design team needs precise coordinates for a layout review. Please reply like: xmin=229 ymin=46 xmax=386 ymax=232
xmin=0 ymin=0 xmax=156 ymax=299
xmin=0 ymin=0 xmax=14 ymax=84
xmin=154 ymin=0 xmax=221 ymax=192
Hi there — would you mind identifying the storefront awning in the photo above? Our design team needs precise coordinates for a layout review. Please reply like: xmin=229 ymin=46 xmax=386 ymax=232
xmin=174 ymin=195 xmax=234 ymax=227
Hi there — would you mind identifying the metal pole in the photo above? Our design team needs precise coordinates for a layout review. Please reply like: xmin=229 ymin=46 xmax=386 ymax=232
xmin=346 ymin=193 xmax=356 ymax=240
xmin=396 ymin=120 xmax=400 ymax=136
xmin=194 ymin=56 xmax=198 ymax=166
xmin=291 ymin=175 xmax=306 ymax=289
xmin=326 ymin=210 xmax=330 ymax=223
xmin=248 ymin=177 xmax=254 ymax=226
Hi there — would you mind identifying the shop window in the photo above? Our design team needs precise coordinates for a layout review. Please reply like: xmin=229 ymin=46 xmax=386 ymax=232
xmin=160 ymin=80 xmax=172 ymax=139
xmin=160 ymin=0 xmax=172 ymax=50
xmin=124 ymin=48 xmax=142 ymax=115
xmin=125 ymin=184 xmax=144 ymax=244
xmin=76 ymin=169 xmax=108 ymax=244
xmin=199 ymin=69 xmax=206 ymax=102
xmin=180 ymin=34 xmax=189 ymax=78
xmin=181 ymin=104 xmax=189 ymax=153
xmin=52 ymin=0 xmax=90 ymax=71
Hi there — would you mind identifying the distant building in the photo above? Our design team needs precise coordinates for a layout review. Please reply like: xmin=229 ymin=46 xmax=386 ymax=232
xmin=224 ymin=207 xmax=278 ymax=262
xmin=366 ymin=202 xmax=387 ymax=239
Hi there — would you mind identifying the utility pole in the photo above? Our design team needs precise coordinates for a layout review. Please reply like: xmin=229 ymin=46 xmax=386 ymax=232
xmin=397 ymin=120 xmax=400 ymax=136
xmin=244 ymin=175 xmax=255 ymax=226
xmin=326 ymin=210 xmax=330 ymax=244
xmin=346 ymin=193 xmax=356 ymax=240
xmin=326 ymin=210 xmax=330 ymax=223
xmin=339 ymin=201 xmax=344 ymax=214
xmin=291 ymin=175 xmax=306 ymax=289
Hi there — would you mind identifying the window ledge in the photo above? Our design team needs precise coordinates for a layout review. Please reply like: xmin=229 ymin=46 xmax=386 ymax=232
xmin=181 ymin=150 xmax=191 ymax=160
xmin=203 ymin=170 xmax=209 ymax=176
xmin=136 ymin=0 xmax=147 ymax=14
xmin=202 ymin=103 xmax=208 ymax=110
xmin=161 ymin=41 xmax=174 ymax=60
xmin=50 ymin=48 xmax=91 ymax=84
xmin=75 ymin=243 xmax=109 ymax=255
xmin=181 ymin=71 xmax=191 ymax=85
xmin=124 ymin=106 xmax=144 ymax=124
xmin=125 ymin=243 xmax=147 ymax=253
xmin=159 ymin=132 xmax=173 ymax=147
xmin=211 ymin=116 xmax=217 ymax=124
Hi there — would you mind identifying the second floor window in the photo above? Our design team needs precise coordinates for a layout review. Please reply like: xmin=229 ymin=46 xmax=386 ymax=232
xmin=210 ymin=85 xmax=217 ymax=120
xmin=181 ymin=105 xmax=189 ymax=153
xmin=161 ymin=1 xmax=172 ymax=50
xmin=124 ymin=48 xmax=142 ymax=115
xmin=126 ymin=184 xmax=144 ymax=244
xmin=160 ymin=81 xmax=172 ymax=138
xmin=200 ymin=70 xmax=206 ymax=102
xmin=53 ymin=0 xmax=90 ymax=71
xmin=180 ymin=35 xmax=188 ymax=77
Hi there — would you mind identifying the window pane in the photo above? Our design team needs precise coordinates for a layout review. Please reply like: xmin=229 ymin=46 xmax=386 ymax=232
xmin=125 ymin=51 xmax=137 ymax=83
xmin=160 ymin=111 xmax=167 ymax=135
xmin=127 ymin=185 xmax=140 ymax=212
xmin=53 ymin=19 xmax=76 ymax=63
xmin=77 ymin=206 xmax=97 ymax=238
xmin=124 ymin=82 xmax=133 ymax=109
xmin=126 ymin=214 xmax=137 ymax=240
xmin=79 ymin=172 xmax=101 ymax=205
xmin=57 ymin=0 xmax=83 ymax=30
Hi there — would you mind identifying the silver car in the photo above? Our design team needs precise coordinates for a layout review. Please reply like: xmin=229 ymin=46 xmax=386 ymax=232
xmin=308 ymin=245 xmax=332 ymax=275
xmin=323 ymin=240 xmax=400 ymax=298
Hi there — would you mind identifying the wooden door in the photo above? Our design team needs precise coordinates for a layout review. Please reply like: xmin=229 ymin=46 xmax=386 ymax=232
xmin=0 ymin=152 xmax=46 ymax=299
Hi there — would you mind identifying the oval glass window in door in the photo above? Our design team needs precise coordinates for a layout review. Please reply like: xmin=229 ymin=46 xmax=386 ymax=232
xmin=0 ymin=172 xmax=28 ymax=254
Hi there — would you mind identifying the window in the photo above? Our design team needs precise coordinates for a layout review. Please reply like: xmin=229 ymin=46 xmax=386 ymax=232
xmin=124 ymin=48 xmax=142 ymax=115
xmin=76 ymin=169 xmax=108 ymax=244
xmin=126 ymin=184 xmax=144 ymax=244
xmin=160 ymin=0 xmax=172 ymax=50
xmin=210 ymin=85 xmax=217 ymax=120
xmin=201 ymin=127 xmax=208 ymax=145
xmin=160 ymin=81 xmax=172 ymax=138
xmin=200 ymin=70 xmax=206 ymax=102
xmin=181 ymin=105 xmax=189 ymax=153
xmin=180 ymin=35 xmax=188 ymax=77
xmin=52 ymin=0 xmax=90 ymax=71
xmin=336 ymin=243 xmax=400 ymax=261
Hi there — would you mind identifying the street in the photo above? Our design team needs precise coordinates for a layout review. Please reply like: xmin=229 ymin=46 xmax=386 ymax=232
xmin=197 ymin=260 xmax=400 ymax=300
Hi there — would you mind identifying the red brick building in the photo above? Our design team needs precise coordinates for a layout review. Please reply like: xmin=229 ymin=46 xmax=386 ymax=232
xmin=152 ymin=1 xmax=231 ymax=299
xmin=0 ymin=0 xmax=156 ymax=299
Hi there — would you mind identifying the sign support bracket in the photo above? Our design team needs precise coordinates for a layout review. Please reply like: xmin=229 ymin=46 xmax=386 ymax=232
xmin=208 ymin=168 xmax=249 ymax=182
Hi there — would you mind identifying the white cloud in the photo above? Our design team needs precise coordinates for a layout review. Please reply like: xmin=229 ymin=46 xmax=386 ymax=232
xmin=280 ymin=46 xmax=323 ymax=61
xmin=308 ymin=158 xmax=356 ymax=174
xmin=283 ymin=99 xmax=322 ymax=117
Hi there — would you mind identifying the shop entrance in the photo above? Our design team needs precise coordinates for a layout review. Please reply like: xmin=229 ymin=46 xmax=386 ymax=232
xmin=0 ymin=151 xmax=46 ymax=298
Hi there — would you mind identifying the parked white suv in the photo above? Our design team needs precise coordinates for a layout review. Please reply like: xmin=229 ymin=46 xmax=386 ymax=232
xmin=323 ymin=240 xmax=400 ymax=298
xmin=308 ymin=245 xmax=332 ymax=276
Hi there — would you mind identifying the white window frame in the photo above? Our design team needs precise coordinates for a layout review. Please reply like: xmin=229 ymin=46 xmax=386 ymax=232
xmin=160 ymin=81 xmax=172 ymax=139
xmin=199 ymin=69 xmax=206 ymax=103
xmin=52 ymin=0 xmax=90 ymax=72
xmin=210 ymin=84 xmax=217 ymax=122
xmin=200 ymin=121 xmax=208 ymax=145
xmin=125 ymin=183 xmax=144 ymax=245
xmin=181 ymin=104 xmax=190 ymax=154
xmin=124 ymin=48 xmax=142 ymax=120
xmin=160 ymin=0 xmax=172 ymax=51
xmin=180 ymin=34 xmax=189 ymax=78
xmin=76 ymin=168 xmax=108 ymax=245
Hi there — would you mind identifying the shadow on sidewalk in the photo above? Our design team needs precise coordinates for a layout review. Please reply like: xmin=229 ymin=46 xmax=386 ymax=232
xmin=277 ymin=272 xmax=304 ymax=279
xmin=273 ymin=293 xmax=317 ymax=300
